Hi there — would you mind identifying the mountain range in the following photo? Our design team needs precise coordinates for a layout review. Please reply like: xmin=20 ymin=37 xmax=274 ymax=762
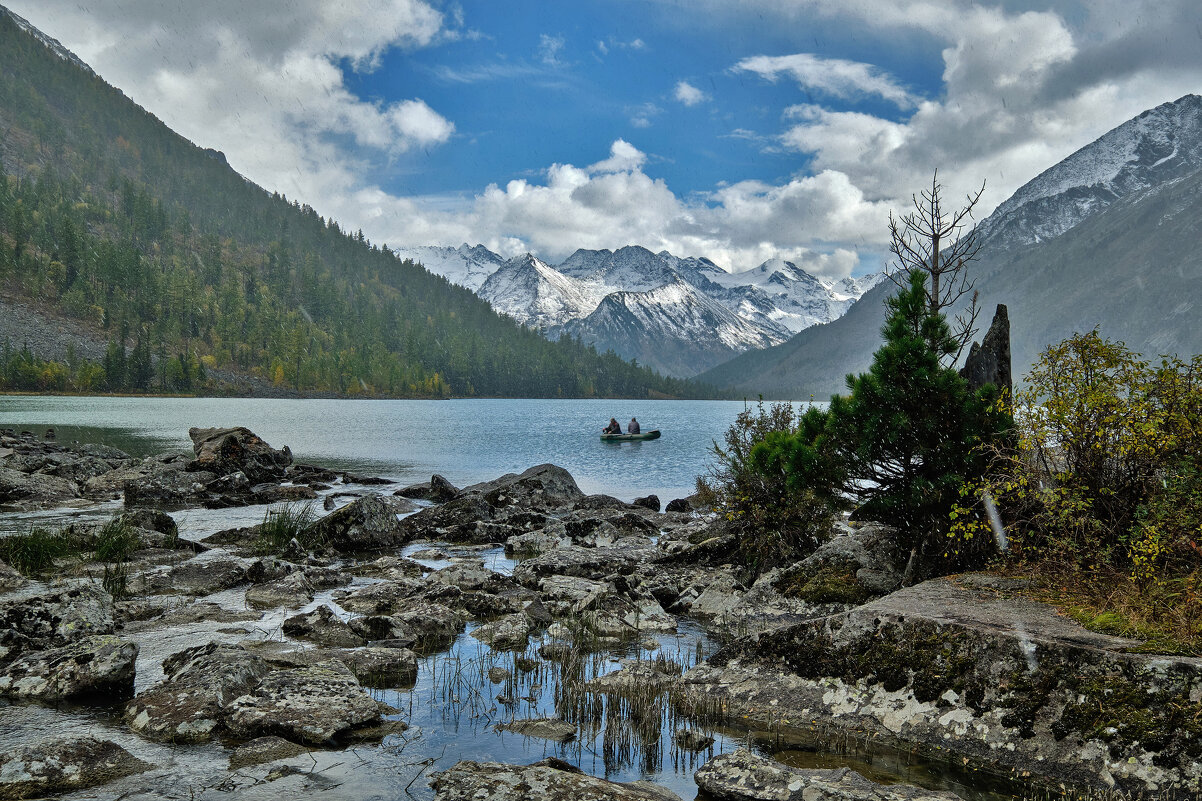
xmin=698 ymin=94 xmax=1202 ymax=398
xmin=393 ymin=243 xmax=880 ymax=377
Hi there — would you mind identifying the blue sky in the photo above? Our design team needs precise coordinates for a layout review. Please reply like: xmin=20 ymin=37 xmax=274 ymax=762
xmin=10 ymin=0 xmax=1202 ymax=276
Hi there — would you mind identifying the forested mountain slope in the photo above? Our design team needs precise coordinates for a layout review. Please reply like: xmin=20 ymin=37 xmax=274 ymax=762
xmin=0 ymin=8 xmax=700 ymax=399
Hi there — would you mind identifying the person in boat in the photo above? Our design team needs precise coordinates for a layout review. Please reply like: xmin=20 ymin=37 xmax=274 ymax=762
xmin=627 ymin=417 xmax=641 ymax=434
xmin=603 ymin=418 xmax=621 ymax=434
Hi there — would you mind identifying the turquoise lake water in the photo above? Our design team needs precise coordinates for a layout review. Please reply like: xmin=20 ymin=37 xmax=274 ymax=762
xmin=0 ymin=396 xmax=773 ymax=501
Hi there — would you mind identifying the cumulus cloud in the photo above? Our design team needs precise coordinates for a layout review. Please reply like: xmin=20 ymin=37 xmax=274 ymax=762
xmin=674 ymin=80 xmax=708 ymax=106
xmin=735 ymin=53 xmax=916 ymax=108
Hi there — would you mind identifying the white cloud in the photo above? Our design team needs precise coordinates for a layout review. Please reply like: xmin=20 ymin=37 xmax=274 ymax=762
xmin=389 ymin=99 xmax=455 ymax=148
xmin=674 ymin=80 xmax=708 ymax=106
xmin=734 ymin=53 xmax=916 ymax=108
xmin=538 ymin=33 xmax=566 ymax=66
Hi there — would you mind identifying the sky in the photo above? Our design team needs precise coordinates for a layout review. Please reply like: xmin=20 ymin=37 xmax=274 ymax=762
xmin=7 ymin=0 xmax=1202 ymax=278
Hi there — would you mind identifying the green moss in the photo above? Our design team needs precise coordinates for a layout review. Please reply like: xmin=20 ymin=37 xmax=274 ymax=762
xmin=774 ymin=558 xmax=874 ymax=606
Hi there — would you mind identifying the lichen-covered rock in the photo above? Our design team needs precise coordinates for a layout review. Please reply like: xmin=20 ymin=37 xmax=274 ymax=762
xmin=146 ymin=551 xmax=249 ymax=595
xmin=245 ymin=572 xmax=316 ymax=610
xmin=587 ymin=658 xmax=680 ymax=695
xmin=431 ymin=758 xmax=683 ymax=800
xmin=694 ymin=749 xmax=959 ymax=800
xmin=397 ymin=494 xmax=494 ymax=543
xmin=461 ymin=463 xmax=584 ymax=511
xmin=0 ymin=584 xmax=114 ymax=654
xmin=125 ymin=642 xmax=271 ymax=743
xmin=228 ymin=736 xmax=308 ymax=770
xmin=771 ymin=522 xmax=905 ymax=605
xmin=225 ymin=660 xmax=381 ymax=744
xmin=428 ymin=560 xmax=516 ymax=593
xmin=0 ymin=737 xmax=151 ymax=799
xmin=0 ymin=465 xmax=79 ymax=509
xmin=188 ymin=426 xmax=293 ymax=484
xmin=282 ymin=604 xmax=365 ymax=649
xmin=0 ymin=559 xmax=26 ymax=594
xmin=392 ymin=601 xmax=463 ymax=652
xmin=0 ymin=635 xmax=137 ymax=702
xmin=123 ymin=463 xmax=216 ymax=508
xmin=303 ymin=495 xmax=406 ymax=553
xmin=470 ymin=613 xmax=534 ymax=650
xmin=337 ymin=578 xmax=424 ymax=615
xmin=495 ymin=717 xmax=577 ymax=743
xmin=678 ymin=577 xmax=1202 ymax=795
xmin=512 ymin=542 xmax=657 ymax=587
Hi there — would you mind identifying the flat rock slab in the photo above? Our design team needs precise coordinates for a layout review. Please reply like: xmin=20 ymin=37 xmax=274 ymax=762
xmin=282 ymin=604 xmax=365 ymax=649
xmin=694 ymin=749 xmax=960 ymax=801
xmin=226 ymin=660 xmax=381 ymax=744
xmin=432 ymin=758 xmax=683 ymax=801
xmin=0 ymin=737 xmax=151 ymax=799
xmin=0 ymin=635 xmax=137 ymax=702
xmin=495 ymin=717 xmax=576 ymax=743
xmin=227 ymin=736 xmax=309 ymax=770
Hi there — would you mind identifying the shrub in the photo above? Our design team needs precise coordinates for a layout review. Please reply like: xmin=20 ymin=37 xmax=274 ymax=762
xmin=696 ymin=399 xmax=836 ymax=577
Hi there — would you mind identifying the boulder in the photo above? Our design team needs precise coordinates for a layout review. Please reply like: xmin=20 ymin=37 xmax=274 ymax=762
xmin=337 ymin=579 xmax=424 ymax=615
xmin=632 ymin=494 xmax=660 ymax=512
xmin=125 ymin=642 xmax=271 ymax=743
xmin=495 ymin=717 xmax=576 ymax=743
xmin=397 ymin=495 xmax=495 ymax=543
xmin=772 ymin=521 xmax=906 ymax=603
xmin=188 ymin=426 xmax=293 ymax=483
xmin=0 ymin=635 xmax=137 ymax=702
xmin=0 ymin=559 xmax=26 ymax=594
xmin=665 ymin=498 xmax=692 ymax=514
xmin=347 ymin=614 xmax=416 ymax=646
xmin=0 ymin=584 xmax=114 ymax=654
xmin=245 ymin=573 xmax=316 ymax=610
xmin=460 ymin=463 xmax=584 ymax=511
xmin=428 ymin=560 xmax=516 ymax=594
xmin=431 ymin=758 xmax=683 ymax=801
xmin=225 ymin=660 xmax=381 ymax=744
xmin=332 ymin=646 xmax=418 ymax=688
xmin=587 ymin=658 xmax=680 ymax=695
xmin=686 ymin=574 xmax=745 ymax=620
xmin=228 ymin=736 xmax=308 ymax=770
xmin=392 ymin=601 xmax=464 ymax=652
xmin=282 ymin=605 xmax=365 ymax=649
xmin=303 ymin=495 xmax=406 ymax=553
xmin=0 ymin=465 xmax=79 ymax=508
xmin=512 ymin=543 xmax=658 ymax=587
xmin=123 ymin=464 xmax=216 ymax=508
xmin=694 ymin=749 xmax=959 ymax=801
xmin=147 ymin=552 xmax=249 ymax=595
xmin=470 ymin=613 xmax=534 ymax=650
xmin=396 ymin=473 xmax=459 ymax=502
xmin=0 ymin=737 xmax=151 ymax=799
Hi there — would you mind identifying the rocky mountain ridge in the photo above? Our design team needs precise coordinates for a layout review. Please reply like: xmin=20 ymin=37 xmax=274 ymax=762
xmin=394 ymin=242 xmax=881 ymax=377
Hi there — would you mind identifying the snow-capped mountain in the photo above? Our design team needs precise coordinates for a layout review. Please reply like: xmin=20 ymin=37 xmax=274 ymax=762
xmin=478 ymin=254 xmax=609 ymax=328
xmin=699 ymin=93 xmax=1202 ymax=399
xmin=399 ymin=242 xmax=879 ymax=376
xmin=391 ymin=244 xmax=508 ymax=292
xmin=976 ymin=94 xmax=1202 ymax=251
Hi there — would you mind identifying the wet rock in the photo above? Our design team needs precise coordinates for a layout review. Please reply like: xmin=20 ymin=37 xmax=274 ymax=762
xmin=392 ymin=601 xmax=463 ymax=652
xmin=537 ymin=575 xmax=612 ymax=616
xmin=226 ymin=660 xmax=381 ymax=744
xmin=665 ymin=497 xmax=692 ymax=514
xmin=117 ymin=508 xmax=179 ymax=540
xmin=304 ymin=495 xmax=406 ymax=553
xmin=0 ymin=465 xmax=79 ymax=508
xmin=573 ymin=493 xmax=629 ymax=511
xmin=337 ymin=578 xmax=424 ymax=615
xmin=488 ymin=666 xmax=511 ymax=683
xmin=352 ymin=555 xmax=426 ymax=581
xmin=495 ymin=717 xmax=576 ymax=743
xmin=428 ymin=560 xmax=516 ymax=593
xmin=245 ymin=572 xmax=316 ymax=610
xmin=379 ymin=494 xmax=419 ymax=515
xmin=334 ymin=647 xmax=418 ymax=688
xmin=0 ymin=584 xmax=114 ymax=654
xmin=0 ymin=559 xmax=26 ymax=594
xmin=251 ymin=484 xmax=319 ymax=504
xmin=282 ymin=605 xmax=365 ymax=649
xmin=431 ymin=758 xmax=683 ymax=801
xmin=125 ymin=642 xmax=271 ymax=743
xmin=123 ymin=464 xmax=217 ymax=508
xmin=397 ymin=495 xmax=494 ymax=544
xmin=396 ymin=473 xmax=459 ymax=502
xmin=228 ymin=736 xmax=309 ymax=770
xmin=188 ymin=426 xmax=293 ymax=484
xmin=0 ymin=635 xmax=137 ymax=702
xmin=694 ymin=749 xmax=959 ymax=800
xmin=674 ymin=729 xmax=713 ymax=751
xmin=0 ymin=737 xmax=151 ymax=799
xmin=461 ymin=463 xmax=584 ymax=511
xmin=687 ymin=574 xmax=745 ymax=620
xmin=347 ymin=614 xmax=416 ymax=646
xmin=147 ymin=551 xmax=249 ymax=595
xmin=505 ymin=528 xmax=566 ymax=555
xmin=633 ymin=494 xmax=660 ymax=511
xmin=513 ymin=542 xmax=657 ymax=587
xmin=470 ymin=613 xmax=534 ymax=650
xmin=588 ymin=658 xmax=680 ymax=695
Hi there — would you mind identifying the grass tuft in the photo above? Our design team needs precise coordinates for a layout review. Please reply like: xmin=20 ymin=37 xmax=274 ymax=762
xmin=0 ymin=528 xmax=73 ymax=575
xmin=255 ymin=502 xmax=319 ymax=554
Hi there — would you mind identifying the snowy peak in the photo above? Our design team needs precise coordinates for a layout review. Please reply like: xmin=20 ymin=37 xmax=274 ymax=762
xmin=978 ymin=94 xmax=1202 ymax=249
xmin=1 ymin=7 xmax=94 ymax=75
xmin=478 ymin=254 xmax=607 ymax=328
xmin=390 ymin=243 xmax=506 ymax=291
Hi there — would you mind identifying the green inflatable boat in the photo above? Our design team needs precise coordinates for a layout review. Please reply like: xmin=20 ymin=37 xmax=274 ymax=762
xmin=600 ymin=429 xmax=661 ymax=442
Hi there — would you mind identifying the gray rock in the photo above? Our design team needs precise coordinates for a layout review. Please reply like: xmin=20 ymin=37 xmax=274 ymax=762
xmin=392 ymin=601 xmax=464 ymax=652
xmin=304 ymin=495 xmax=406 ymax=553
xmin=337 ymin=578 xmax=424 ymax=615
xmin=461 ymin=463 xmax=584 ymax=511
xmin=0 ymin=635 xmax=137 ymax=702
xmin=470 ymin=613 xmax=534 ymax=650
xmin=587 ymin=658 xmax=680 ymax=695
xmin=694 ymin=749 xmax=959 ymax=800
xmin=125 ymin=642 xmax=271 ymax=743
xmin=0 ymin=559 xmax=26 ymax=594
xmin=123 ymin=464 xmax=217 ymax=508
xmin=428 ymin=560 xmax=515 ymax=593
xmin=347 ymin=614 xmax=416 ymax=646
xmin=665 ymin=497 xmax=694 ymax=514
xmin=148 ymin=552 xmax=249 ymax=595
xmin=396 ymin=473 xmax=459 ymax=502
xmin=431 ymin=758 xmax=683 ymax=801
xmin=495 ymin=717 xmax=577 ymax=743
xmin=228 ymin=736 xmax=308 ymax=770
xmin=397 ymin=494 xmax=494 ymax=543
xmin=0 ymin=465 xmax=78 ymax=508
xmin=0 ymin=737 xmax=151 ymax=799
xmin=688 ymin=574 xmax=745 ymax=620
xmin=674 ymin=728 xmax=713 ymax=751
xmin=352 ymin=555 xmax=426 ymax=581
xmin=188 ymin=426 xmax=293 ymax=484
xmin=226 ymin=660 xmax=381 ymax=744
xmin=633 ymin=494 xmax=660 ymax=511
xmin=0 ymin=584 xmax=114 ymax=653
xmin=959 ymin=303 xmax=1012 ymax=395
xmin=246 ymin=573 xmax=316 ymax=610
xmin=282 ymin=604 xmax=365 ymax=648
xmin=513 ymin=543 xmax=658 ymax=587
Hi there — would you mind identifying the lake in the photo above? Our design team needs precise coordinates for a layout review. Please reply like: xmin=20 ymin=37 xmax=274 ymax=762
xmin=0 ymin=396 xmax=770 ymax=501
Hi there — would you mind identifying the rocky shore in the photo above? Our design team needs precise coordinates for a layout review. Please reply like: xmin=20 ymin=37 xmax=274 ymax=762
xmin=1 ymin=426 xmax=1198 ymax=800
